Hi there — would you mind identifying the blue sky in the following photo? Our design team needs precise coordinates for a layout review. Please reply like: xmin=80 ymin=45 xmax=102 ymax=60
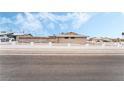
xmin=0 ymin=12 xmax=124 ymax=37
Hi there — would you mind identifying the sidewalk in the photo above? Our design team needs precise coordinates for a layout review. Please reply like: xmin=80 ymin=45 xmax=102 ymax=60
xmin=1 ymin=45 xmax=124 ymax=55
xmin=1 ymin=44 xmax=124 ymax=49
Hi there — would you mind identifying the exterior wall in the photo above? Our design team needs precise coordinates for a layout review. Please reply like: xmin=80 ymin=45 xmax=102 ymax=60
xmin=16 ymin=35 xmax=32 ymax=41
xmin=48 ymin=37 xmax=58 ymax=43
xmin=16 ymin=32 xmax=88 ymax=44
xmin=74 ymin=37 xmax=87 ymax=44
xmin=17 ymin=36 xmax=87 ymax=44
xmin=57 ymin=37 xmax=87 ymax=44
xmin=17 ymin=37 xmax=49 ymax=43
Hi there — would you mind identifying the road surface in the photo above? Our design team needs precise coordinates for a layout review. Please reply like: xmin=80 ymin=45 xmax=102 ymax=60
xmin=0 ymin=50 xmax=124 ymax=80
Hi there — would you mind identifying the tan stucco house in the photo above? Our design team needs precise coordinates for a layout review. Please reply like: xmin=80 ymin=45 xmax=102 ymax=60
xmin=17 ymin=32 xmax=88 ymax=44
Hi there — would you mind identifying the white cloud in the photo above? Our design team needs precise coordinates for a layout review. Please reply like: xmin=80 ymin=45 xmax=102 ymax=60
xmin=38 ymin=12 xmax=91 ymax=30
xmin=14 ymin=13 xmax=44 ymax=35
xmin=0 ymin=12 xmax=91 ymax=36
xmin=48 ymin=23 xmax=55 ymax=30
xmin=71 ymin=13 xmax=91 ymax=29
xmin=0 ymin=17 xmax=12 ymax=24
xmin=59 ymin=23 xmax=68 ymax=30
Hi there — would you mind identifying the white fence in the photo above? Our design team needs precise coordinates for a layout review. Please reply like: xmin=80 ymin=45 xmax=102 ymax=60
xmin=1 ymin=41 xmax=124 ymax=49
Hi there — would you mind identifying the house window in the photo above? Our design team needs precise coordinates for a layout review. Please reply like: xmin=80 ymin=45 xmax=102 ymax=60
xmin=65 ymin=37 xmax=69 ymax=39
xmin=71 ymin=37 xmax=75 ymax=39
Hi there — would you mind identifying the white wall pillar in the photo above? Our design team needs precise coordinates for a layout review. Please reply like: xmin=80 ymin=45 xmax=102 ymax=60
xmin=102 ymin=43 xmax=105 ymax=47
xmin=30 ymin=42 xmax=34 ymax=46
xmin=67 ymin=43 xmax=71 ymax=48
xmin=9 ymin=39 xmax=12 ymax=43
xmin=12 ymin=41 xmax=16 ymax=45
xmin=49 ymin=42 xmax=52 ymax=47
xmin=117 ymin=43 xmax=120 ymax=47
xmin=85 ymin=44 xmax=89 ymax=47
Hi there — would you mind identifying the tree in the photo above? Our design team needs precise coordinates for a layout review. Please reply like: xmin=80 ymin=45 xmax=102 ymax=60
xmin=122 ymin=32 xmax=124 ymax=35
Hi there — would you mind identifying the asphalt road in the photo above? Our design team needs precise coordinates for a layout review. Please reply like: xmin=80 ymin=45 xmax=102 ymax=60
xmin=0 ymin=54 xmax=124 ymax=81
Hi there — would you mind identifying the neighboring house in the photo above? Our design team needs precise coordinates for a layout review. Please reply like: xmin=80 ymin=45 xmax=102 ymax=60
xmin=51 ymin=32 xmax=88 ymax=44
xmin=17 ymin=37 xmax=49 ymax=43
xmin=0 ymin=31 xmax=15 ymax=42
xmin=88 ymin=37 xmax=113 ymax=44
xmin=0 ymin=31 xmax=32 ymax=42
xmin=17 ymin=32 xmax=88 ymax=44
